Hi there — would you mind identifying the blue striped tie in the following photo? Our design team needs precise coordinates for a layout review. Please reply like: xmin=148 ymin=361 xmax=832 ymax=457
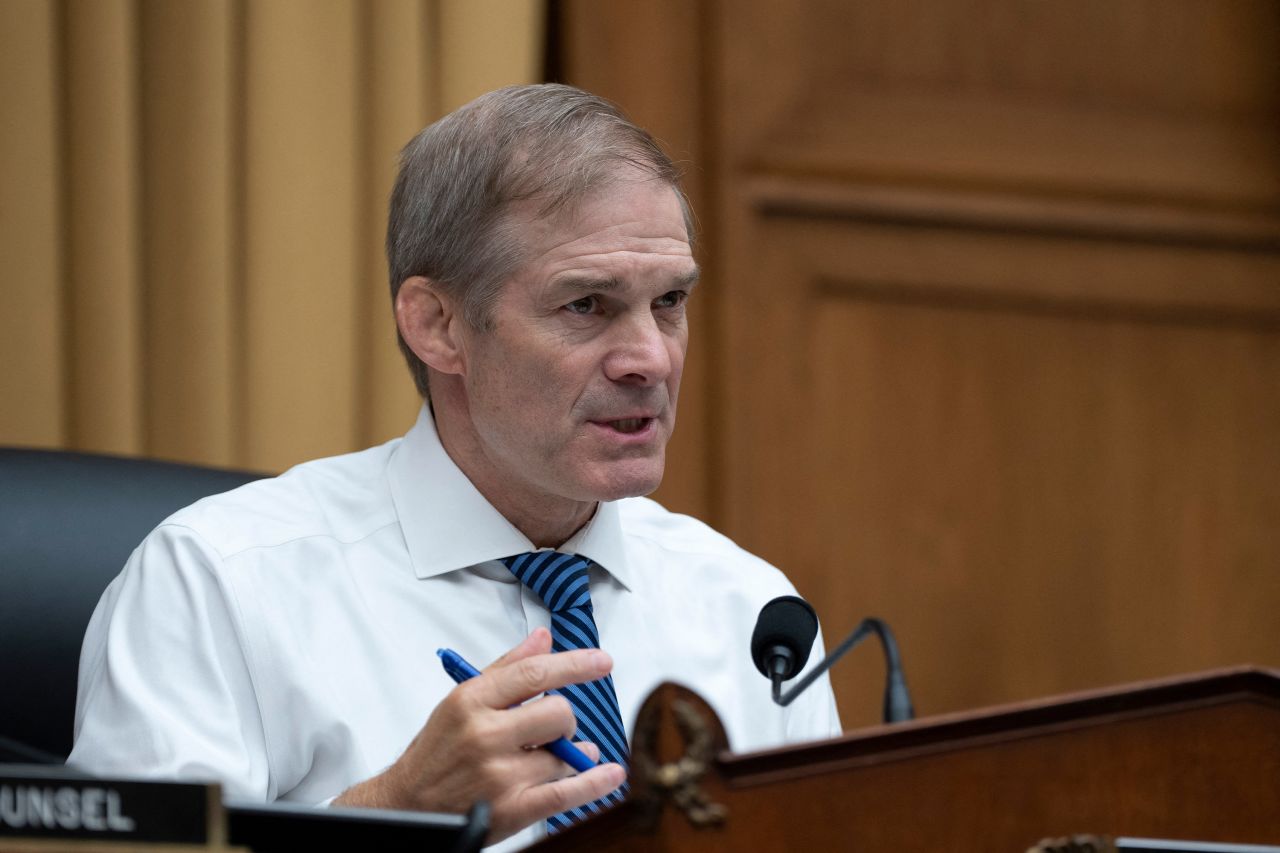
xmin=502 ymin=551 xmax=629 ymax=831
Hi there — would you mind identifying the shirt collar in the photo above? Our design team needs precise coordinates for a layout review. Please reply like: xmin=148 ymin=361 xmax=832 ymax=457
xmin=387 ymin=405 xmax=633 ymax=590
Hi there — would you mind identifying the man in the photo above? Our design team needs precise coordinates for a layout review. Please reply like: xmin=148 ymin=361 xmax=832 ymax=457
xmin=68 ymin=85 xmax=840 ymax=850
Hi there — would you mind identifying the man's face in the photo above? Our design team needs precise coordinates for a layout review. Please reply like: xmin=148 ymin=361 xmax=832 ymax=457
xmin=447 ymin=173 xmax=698 ymax=511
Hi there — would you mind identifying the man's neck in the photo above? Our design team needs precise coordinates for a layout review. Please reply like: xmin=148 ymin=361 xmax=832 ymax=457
xmin=490 ymin=498 xmax=597 ymax=550
xmin=428 ymin=401 xmax=597 ymax=549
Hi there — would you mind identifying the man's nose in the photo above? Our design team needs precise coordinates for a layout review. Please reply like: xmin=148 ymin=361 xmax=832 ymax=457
xmin=603 ymin=312 xmax=674 ymax=386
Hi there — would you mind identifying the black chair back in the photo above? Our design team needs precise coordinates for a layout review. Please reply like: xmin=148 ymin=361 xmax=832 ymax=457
xmin=0 ymin=448 xmax=263 ymax=762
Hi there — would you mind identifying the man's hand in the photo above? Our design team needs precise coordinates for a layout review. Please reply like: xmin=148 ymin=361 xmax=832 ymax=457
xmin=333 ymin=628 xmax=627 ymax=842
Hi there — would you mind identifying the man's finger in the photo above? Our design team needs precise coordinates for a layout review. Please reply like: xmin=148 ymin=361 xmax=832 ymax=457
xmin=477 ymin=649 xmax=613 ymax=709
xmin=507 ymin=762 xmax=627 ymax=830
xmin=500 ymin=739 xmax=602 ymax=788
xmin=498 ymin=694 xmax=579 ymax=752
xmin=544 ymin=740 xmax=601 ymax=780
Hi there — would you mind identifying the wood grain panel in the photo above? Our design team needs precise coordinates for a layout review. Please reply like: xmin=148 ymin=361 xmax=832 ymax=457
xmin=718 ymin=0 xmax=1280 ymax=208
xmin=722 ymin=201 xmax=1280 ymax=728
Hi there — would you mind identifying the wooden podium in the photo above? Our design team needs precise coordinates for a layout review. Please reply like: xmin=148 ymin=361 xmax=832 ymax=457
xmin=533 ymin=667 xmax=1280 ymax=851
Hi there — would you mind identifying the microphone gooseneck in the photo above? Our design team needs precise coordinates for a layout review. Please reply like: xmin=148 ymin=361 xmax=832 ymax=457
xmin=750 ymin=597 xmax=915 ymax=723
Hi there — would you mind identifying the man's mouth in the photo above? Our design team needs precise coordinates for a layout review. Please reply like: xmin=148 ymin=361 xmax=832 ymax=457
xmin=600 ymin=417 xmax=652 ymax=434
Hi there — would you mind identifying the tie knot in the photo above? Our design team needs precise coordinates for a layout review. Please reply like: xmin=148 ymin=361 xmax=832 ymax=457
xmin=502 ymin=552 xmax=593 ymax=613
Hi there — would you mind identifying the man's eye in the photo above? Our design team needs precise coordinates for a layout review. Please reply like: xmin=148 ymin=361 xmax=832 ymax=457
xmin=654 ymin=290 xmax=687 ymax=309
xmin=565 ymin=296 xmax=598 ymax=315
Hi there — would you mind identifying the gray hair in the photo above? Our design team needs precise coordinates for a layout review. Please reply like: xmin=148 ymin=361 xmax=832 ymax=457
xmin=386 ymin=83 xmax=694 ymax=399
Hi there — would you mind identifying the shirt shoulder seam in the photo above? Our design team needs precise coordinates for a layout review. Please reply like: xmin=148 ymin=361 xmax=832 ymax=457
xmin=157 ymin=518 xmax=403 ymax=563
xmin=623 ymin=524 xmax=767 ymax=564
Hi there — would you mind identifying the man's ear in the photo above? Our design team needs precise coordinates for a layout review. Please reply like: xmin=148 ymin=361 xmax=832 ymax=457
xmin=395 ymin=276 xmax=467 ymax=375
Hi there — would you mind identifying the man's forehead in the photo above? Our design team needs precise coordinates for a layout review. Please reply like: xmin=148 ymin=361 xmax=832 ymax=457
xmin=508 ymin=173 xmax=689 ymax=244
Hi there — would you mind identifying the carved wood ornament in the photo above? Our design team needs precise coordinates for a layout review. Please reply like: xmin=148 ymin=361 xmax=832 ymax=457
xmin=628 ymin=683 xmax=729 ymax=831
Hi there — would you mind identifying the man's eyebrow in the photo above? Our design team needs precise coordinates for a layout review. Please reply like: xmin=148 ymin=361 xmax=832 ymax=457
xmin=676 ymin=266 xmax=701 ymax=290
xmin=550 ymin=275 xmax=623 ymax=293
xmin=549 ymin=267 xmax=700 ymax=293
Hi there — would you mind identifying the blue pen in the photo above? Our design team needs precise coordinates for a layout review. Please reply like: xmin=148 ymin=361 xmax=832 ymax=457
xmin=436 ymin=647 xmax=597 ymax=773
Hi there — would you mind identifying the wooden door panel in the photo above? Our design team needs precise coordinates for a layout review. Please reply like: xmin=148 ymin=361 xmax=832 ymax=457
xmin=723 ymin=202 xmax=1280 ymax=727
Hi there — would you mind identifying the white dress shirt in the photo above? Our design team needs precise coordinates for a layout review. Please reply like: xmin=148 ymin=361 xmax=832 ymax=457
xmin=68 ymin=406 xmax=841 ymax=850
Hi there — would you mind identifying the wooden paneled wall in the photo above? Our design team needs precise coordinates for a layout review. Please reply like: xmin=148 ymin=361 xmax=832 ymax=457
xmin=559 ymin=0 xmax=1280 ymax=730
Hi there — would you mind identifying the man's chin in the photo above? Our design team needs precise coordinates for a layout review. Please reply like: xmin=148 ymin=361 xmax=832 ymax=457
xmin=581 ymin=462 xmax=665 ymax=503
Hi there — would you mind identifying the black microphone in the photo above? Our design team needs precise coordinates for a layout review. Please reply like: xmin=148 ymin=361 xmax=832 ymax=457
xmin=751 ymin=597 xmax=915 ymax=724
xmin=750 ymin=596 xmax=819 ymax=703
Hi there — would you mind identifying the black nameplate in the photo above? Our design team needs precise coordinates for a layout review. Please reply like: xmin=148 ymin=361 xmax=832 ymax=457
xmin=0 ymin=765 xmax=215 ymax=844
